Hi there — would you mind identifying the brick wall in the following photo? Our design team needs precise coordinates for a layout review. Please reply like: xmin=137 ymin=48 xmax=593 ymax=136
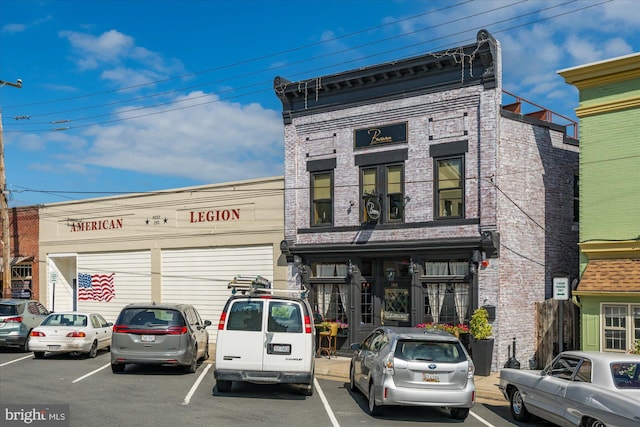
xmin=8 ymin=206 xmax=40 ymax=299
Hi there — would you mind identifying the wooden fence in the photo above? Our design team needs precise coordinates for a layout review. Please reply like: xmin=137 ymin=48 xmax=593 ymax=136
xmin=533 ymin=299 xmax=577 ymax=369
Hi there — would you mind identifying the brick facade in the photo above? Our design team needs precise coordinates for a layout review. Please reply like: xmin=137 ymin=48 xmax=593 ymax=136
xmin=275 ymin=30 xmax=578 ymax=372
xmin=2 ymin=206 xmax=40 ymax=299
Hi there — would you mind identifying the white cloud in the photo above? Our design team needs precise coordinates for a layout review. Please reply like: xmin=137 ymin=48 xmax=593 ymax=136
xmin=59 ymin=29 xmax=185 ymax=86
xmin=70 ymin=92 xmax=284 ymax=182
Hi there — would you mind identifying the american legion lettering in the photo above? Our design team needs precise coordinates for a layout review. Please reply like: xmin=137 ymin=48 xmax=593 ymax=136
xmin=189 ymin=208 xmax=240 ymax=223
xmin=69 ymin=218 xmax=124 ymax=232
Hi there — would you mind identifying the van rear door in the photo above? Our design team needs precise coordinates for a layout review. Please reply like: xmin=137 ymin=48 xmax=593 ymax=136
xmin=263 ymin=300 xmax=309 ymax=373
xmin=217 ymin=299 xmax=264 ymax=370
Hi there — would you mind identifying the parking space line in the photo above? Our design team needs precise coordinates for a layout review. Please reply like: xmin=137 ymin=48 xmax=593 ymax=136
xmin=182 ymin=363 xmax=212 ymax=405
xmin=314 ymin=378 xmax=340 ymax=427
xmin=72 ymin=363 xmax=111 ymax=383
xmin=0 ymin=354 xmax=33 ymax=367
xmin=470 ymin=409 xmax=498 ymax=427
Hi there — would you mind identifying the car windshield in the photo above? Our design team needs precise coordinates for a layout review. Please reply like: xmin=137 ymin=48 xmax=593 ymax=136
xmin=118 ymin=308 xmax=185 ymax=327
xmin=42 ymin=314 xmax=87 ymax=327
xmin=611 ymin=362 xmax=640 ymax=389
xmin=394 ymin=340 xmax=466 ymax=363
xmin=0 ymin=304 xmax=19 ymax=316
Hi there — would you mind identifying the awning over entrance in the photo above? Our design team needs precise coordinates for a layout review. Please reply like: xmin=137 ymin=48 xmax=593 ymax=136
xmin=576 ymin=259 xmax=640 ymax=293
xmin=0 ymin=256 xmax=32 ymax=272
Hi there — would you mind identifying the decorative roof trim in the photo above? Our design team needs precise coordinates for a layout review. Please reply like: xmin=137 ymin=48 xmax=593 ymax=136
xmin=575 ymin=96 xmax=640 ymax=117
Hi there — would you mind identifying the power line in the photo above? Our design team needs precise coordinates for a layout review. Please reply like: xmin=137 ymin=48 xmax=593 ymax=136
xmin=3 ymin=0 xmax=592 ymax=131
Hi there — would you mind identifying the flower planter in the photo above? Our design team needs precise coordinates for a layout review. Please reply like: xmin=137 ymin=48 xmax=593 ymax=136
xmin=470 ymin=338 xmax=494 ymax=376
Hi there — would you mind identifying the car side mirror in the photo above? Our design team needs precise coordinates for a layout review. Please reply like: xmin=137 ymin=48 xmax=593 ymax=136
xmin=350 ymin=343 xmax=360 ymax=351
xmin=203 ymin=320 xmax=212 ymax=328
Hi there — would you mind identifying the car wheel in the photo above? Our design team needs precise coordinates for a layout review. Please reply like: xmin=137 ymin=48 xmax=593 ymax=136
xmin=184 ymin=346 xmax=198 ymax=373
xmin=368 ymin=382 xmax=381 ymax=416
xmin=87 ymin=341 xmax=98 ymax=358
xmin=450 ymin=408 xmax=470 ymax=420
xmin=216 ymin=380 xmax=232 ymax=393
xmin=111 ymin=363 xmax=125 ymax=373
xmin=510 ymin=388 xmax=531 ymax=421
xmin=349 ymin=364 xmax=357 ymax=392
xmin=33 ymin=351 xmax=45 ymax=359
xmin=202 ymin=345 xmax=209 ymax=362
xmin=584 ymin=418 xmax=606 ymax=427
xmin=19 ymin=334 xmax=30 ymax=352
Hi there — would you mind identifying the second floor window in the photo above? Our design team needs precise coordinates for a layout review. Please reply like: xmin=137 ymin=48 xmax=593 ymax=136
xmin=312 ymin=172 xmax=333 ymax=226
xmin=361 ymin=164 xmax=404 ymax=223
xmin=435 ymin=156 xmax=464 ymax=219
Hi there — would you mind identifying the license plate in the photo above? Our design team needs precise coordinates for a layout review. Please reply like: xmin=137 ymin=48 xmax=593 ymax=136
xmin=423 ymin=373 xmax=440 ymax=383
xmin=48 ymin=345 xmax=61 ymax=351
xmin=141 ymin=335 xmax=155 ymax=342
xmin=268 ymin=344 xmax=291 ymax=354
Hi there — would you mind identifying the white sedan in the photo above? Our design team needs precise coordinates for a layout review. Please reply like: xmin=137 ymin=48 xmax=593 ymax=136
xmin=499 ymin=350 xmax=640 ymax=427
xmin=29 ymin=312 xmax=113 ymax=359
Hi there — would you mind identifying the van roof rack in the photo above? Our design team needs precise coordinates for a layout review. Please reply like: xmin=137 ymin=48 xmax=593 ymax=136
xmin=227 ymin=275 xmax=308 ymax=298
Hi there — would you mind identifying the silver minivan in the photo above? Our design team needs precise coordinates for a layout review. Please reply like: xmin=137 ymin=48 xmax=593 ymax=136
xmin=111 ymin=303 xmax=211 ymax=373
xmin=0 ymin=299 xmax=50 ymax=351
xmin=214 ymin=280 xmax=316 ymax=396
xmin=350 ymin=326 xmax=475 ymax=419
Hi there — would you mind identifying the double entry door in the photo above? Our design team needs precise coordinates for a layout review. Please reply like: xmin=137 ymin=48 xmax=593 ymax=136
xmin=351 ymin=260 xmax=412 ymax=345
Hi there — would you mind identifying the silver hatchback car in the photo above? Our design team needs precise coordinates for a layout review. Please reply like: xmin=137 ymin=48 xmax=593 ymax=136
xmin=349 ymin=326 xmax=475 ymax=420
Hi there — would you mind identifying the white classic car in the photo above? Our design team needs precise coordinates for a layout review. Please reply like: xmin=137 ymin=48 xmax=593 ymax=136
xmin=499 ymin=350 xmax=640 ymax=427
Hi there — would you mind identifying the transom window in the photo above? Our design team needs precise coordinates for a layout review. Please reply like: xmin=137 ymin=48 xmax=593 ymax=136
xmin=311 ymin=172 xmax=333 ymax=226
xmin=360 ymin=163 xmax=404 ymax=223
xmin=435 ymin=156 xmax=464 ymax=219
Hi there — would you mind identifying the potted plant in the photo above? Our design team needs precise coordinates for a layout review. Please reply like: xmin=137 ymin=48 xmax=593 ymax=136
xmin=469 ymin=307 xmax=494 ymax=376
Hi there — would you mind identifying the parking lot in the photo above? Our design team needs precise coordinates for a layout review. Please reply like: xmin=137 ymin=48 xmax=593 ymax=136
xmin=0 ymin=349 xmax=550 ymax=426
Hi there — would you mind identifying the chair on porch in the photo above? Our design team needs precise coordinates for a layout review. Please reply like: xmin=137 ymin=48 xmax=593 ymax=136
xmin=316 ymin=322 xmax=339 ymax=358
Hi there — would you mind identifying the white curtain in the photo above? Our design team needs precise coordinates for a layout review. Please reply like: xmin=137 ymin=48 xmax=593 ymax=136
xmin=426 ymin=262 xmax=449 ymax=275
xmin=319 ymin=284 xmax=332 ymax=319
xmin=338 ymin=284 xmax=348 ymax=323
xmin=427 ymin=283 xmax=448 ymax=324
xmin=453 ymin=283 xmax=469 ymax=324
xmin=449 ymin=261 xmax=468 ymax=275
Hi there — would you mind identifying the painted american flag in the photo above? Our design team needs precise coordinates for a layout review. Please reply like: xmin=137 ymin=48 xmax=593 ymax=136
xmin=78 ymin=273 xmax=115 ymax=302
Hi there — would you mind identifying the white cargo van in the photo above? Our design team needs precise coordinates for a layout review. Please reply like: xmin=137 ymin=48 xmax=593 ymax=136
xmin=213 ymin=277 xmax=316 ymax=396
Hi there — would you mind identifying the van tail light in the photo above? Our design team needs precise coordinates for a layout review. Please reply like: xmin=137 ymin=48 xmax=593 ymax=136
xmin=218 ymin=312 xmax=227 ymax=330
xmin=304 ymin=315 xmax=312 ymax=334
xmin=166 ymin=326 xmax=188 ymax=335
xmin=30 ymin=331 xmax=45 ymax=337
xmin=66 ymin=331 xmax=86 ymax=338
xmin=113 ymin=324 xmax=128 ymax=333
xmin=4 ymin=316 xmax=23 ymax=323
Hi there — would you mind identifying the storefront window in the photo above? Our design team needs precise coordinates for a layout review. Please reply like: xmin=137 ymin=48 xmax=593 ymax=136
xmin=422 ymin=261 xmax=470 ymax=325
xmin=314 ymin=283 xmax=348 ymax=326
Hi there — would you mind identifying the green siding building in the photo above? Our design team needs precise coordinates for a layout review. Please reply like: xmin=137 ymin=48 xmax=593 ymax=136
xmin=559 ymin=53 xmax=640 ymax=353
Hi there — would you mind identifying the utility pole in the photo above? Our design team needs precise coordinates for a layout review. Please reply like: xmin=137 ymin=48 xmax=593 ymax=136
xmin=0 ymin=78 xmax=22 ymax=299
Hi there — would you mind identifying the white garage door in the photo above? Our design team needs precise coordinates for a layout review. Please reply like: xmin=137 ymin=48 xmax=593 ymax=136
xmin=161 ymin=245 xmax=273 ymax=343
xmin=77 ymin=251 xmax=151 ymax=323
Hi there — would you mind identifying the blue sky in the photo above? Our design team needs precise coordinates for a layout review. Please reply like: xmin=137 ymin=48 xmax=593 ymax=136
xmin=1 ymin=0 xmax=638 ymax=207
